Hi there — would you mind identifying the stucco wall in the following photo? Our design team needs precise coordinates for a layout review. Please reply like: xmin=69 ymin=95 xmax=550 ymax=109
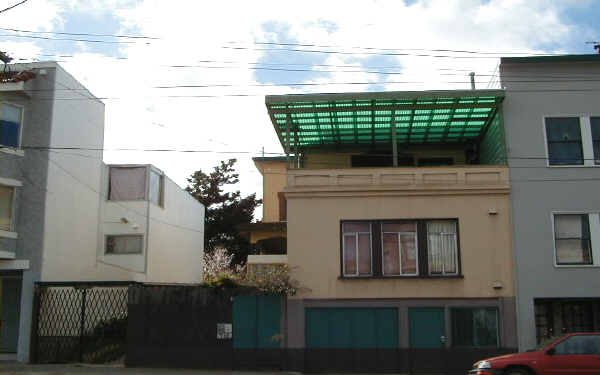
xmin=255 ymin=160 xmax=287 ymax=222
xmin=501 ymin=58 xmax=600 ymax=350
xmin=286 ymin=188 xmax=514 ymax=300
xmin=40 ymin=65 xmax=106 ymax=282
xmin=146 ymin=175 xmax=204 ymax=283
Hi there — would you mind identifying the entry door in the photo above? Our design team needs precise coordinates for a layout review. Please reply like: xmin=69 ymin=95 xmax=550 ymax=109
xmin=0 ymin=278 xmax=22 ymax=353
xmin=409 ymin=307 xmax=445 ymax=348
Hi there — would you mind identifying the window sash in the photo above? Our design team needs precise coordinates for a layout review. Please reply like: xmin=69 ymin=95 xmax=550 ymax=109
xmin=0 ymin=103 xmax=23 ymax=148
xmin=554 ymin=214 xmax=593 ymax=265
xmin=0 ymin=185 xmax=14 ymax=231
xmin=106 ymin=235 xmax=144 ymax=254
xmin=452 ymin=308 xmax=499 ymax=347
xmin=342 ymin=223 xmax=372 ymax=276
xmin=382 ymin=230 xmax=418 ymax=276
xmin=545 ymin=117 xmax=584 ymax=165
xmin=591 ymin=117 xmax=600 ymax=165
xmin=427 ymin=221 xmax=459 ymax=275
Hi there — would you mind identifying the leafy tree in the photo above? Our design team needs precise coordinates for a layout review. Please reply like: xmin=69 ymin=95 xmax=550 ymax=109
xmin=186 ymin=159 xmax=261 ymax=264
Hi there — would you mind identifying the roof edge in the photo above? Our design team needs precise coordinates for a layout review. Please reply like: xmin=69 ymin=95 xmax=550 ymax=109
xmin=501 ymin=54 xmax=600 ymax=64
xmin=265 ymin=89 xmax=505 ymax=104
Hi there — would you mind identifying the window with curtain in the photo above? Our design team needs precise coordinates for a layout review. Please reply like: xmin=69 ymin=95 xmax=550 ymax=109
xmin=105 ymin=235 xmax=144 ymax=254
xmin=452 ymin=308 xmax=499 ymax=347
xmin=591 ymin=117 xmax=600 ymax=165
xmin=342 ymin=222 xmax=372 ymax=276
xmin=1 ymin=103 xmax=23 ymax=148
xmin=149 ymin=169 xmax=163 ymax=206
xmin=554 ymin=214 xmax=592 ymax=265
xmin=382 ymin=222 xmax=417 ymax=275
xmin=545 ymin=117 xmax=584 ymax=165
xmin=427 ymin=220 xmax=458 ymax=275
xmin=109 ymin=166 xmax=147 ymax=201
xmin=0 ymin=185 xmax=14 ymax=231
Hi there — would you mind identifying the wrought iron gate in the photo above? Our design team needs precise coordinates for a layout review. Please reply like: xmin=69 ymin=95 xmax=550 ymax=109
xmin=32 ymin=281 xmax=132 ymax=364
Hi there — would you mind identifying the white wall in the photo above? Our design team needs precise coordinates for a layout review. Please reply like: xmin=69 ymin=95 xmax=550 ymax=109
xmin=147 ymin=175 xmax=204 ymax=283
xmin=40 ymin=64 xmax=106 ymax=282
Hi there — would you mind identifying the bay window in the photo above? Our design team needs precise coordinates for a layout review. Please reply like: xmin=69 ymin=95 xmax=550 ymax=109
xmin=341 ymin=219 xmax=460 ymax=277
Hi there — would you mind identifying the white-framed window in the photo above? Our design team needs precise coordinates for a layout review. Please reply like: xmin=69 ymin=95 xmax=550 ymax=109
xmin=552 ymin=213 xmax=598 ymax=266
xmin=544 ymin=116 xmax=600 ymax=166
xmin=105 ymin=234 xmax=144 ymax=254
xmin=0 ymin=184 xmax=15 ymax=232
xmin=342 ymin=221 xmax=372 ymax=276
xmin=427 ymin=220 xmax=459 ymax=275
xmin=0 ymin=102 xmax=24 ymax=148
xmin=108 ymin=166 xmax=147 ymax=201
xmin=381 ymin=222 xmax=418 ymax=275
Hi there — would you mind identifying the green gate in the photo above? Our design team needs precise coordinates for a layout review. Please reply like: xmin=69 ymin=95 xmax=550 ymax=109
xmin=233 ymin=295 xmax=282 ymax=348
xmin=409 ymin=307 xmax=445 ymax=348
xmin=306 ymin=308 xmax=398 ymax=348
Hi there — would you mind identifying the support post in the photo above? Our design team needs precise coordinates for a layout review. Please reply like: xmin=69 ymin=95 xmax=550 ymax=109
xmin=79 ymin=288 xmax=87 ymax=362
xmin=469 ymin=72 xmax=476 ymax=90
xmin=391 ymin=114 xmax=398 ymax=167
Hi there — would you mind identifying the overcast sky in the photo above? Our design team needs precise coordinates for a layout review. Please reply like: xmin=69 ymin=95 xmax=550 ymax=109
xmin=1 ymin=0 xmax=599 ymax=219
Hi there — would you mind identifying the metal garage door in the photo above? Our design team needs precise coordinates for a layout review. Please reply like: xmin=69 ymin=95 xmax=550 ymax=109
xmin=305 ymin=308 xmax=399 ymax=372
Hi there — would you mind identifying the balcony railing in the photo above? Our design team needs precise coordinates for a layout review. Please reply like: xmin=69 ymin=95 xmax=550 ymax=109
xmin=285 ymin=166 xmax=509 ymax=193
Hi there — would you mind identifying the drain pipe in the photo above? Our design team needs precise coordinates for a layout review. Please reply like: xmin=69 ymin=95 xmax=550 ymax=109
xmin=469 ymin=72 xmax=476 ymax=90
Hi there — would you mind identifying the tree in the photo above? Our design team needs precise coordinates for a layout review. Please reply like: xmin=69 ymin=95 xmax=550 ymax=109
xmin=186 ymin=159 xmax=261 ymax=264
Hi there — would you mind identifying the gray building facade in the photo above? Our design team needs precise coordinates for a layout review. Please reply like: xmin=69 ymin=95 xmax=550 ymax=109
xmin=500 ymin=55 xmax=600 ymax=350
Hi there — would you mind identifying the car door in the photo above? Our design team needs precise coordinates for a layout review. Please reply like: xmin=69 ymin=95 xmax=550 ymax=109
xmin=544 ymin=334 xmax=600 ymax=374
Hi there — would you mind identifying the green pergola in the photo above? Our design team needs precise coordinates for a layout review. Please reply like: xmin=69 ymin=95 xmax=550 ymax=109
xmin=265 ymin=90 xmax=505 ymax=158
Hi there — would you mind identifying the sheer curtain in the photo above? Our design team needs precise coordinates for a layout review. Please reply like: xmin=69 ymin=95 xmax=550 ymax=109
xmin=109 ymin=167 xmax=147 ymax=201
xmin=427 ymin=220 xmax=457 ymax=275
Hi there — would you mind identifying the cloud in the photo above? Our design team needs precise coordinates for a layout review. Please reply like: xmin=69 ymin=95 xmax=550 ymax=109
xmin=2 ymin=0 xmax=593 ymax=219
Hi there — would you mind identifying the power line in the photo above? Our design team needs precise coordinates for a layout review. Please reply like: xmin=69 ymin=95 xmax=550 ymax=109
xmin=0 ymin=0 xmax=28 ymax=14
xmin=0 ymin=26 xmax=159 ymax=40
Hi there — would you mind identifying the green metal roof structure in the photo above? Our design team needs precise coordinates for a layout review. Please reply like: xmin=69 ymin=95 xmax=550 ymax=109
xmin=265 ymin=90 xmax=505 ymax=152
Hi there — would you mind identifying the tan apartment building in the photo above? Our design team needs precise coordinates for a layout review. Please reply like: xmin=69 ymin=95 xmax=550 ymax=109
xmin=256 ymin=89 xmax=517 ymax=373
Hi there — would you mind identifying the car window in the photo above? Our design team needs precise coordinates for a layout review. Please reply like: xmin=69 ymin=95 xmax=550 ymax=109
xmin=554 ymin=335 xmax=600 ymax=355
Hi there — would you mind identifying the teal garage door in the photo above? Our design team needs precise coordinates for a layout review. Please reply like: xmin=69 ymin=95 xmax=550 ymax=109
xmin=409 ymin=307 xmax=445 ymax=348
xmin=233 ymin=295 xmax=282 ymax=348
xmin=306 ymin=308 xmax=398 ymax=348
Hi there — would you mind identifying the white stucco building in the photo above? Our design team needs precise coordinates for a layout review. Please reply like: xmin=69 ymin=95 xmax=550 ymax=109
xmin=0 ymin=62 xmax=204 ymax=362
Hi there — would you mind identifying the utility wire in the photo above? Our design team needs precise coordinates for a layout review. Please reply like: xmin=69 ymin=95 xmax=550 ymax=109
xmin=0 ymin=0 xmax=27 ymax=14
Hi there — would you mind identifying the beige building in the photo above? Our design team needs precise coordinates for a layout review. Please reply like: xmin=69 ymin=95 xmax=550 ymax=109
xmin=258 ymin=89 xmax=517 ymax=373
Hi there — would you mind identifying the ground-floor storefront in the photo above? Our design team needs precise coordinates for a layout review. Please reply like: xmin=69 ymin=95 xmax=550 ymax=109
xmin=286 ymin=297 xmax=518 ymax=373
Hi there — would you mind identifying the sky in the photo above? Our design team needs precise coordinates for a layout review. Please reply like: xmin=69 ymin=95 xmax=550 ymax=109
xmin=1 ymin=0 xmax=599 ymax=220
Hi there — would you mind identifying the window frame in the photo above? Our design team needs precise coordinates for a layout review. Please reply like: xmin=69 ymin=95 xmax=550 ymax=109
xmin=148 ymin=167 xmax=164 ymax=207
xmin=591 ymin=117 xmax=600 ymax=165
xmin=450 ymin=307 xmax=500 ymax=348
xmin=0 ymin=101 xmax=25 ymax=155
xmin=0 ymin=183 xmax=17 ymax=234
xmin=341 ymin=221 xmax=373 ymax=277
xmin=339 ymin=218 xmax=461 ymax=279
xmin=105 ymin=234 xmax=144 ymax=255
xmin=551 ymin=212 xmax=600 ymax=268
xmin=380 ymin=220 xmax=419 ymax=276
xmin=427 ymin=220 xmax=460 ymax=276
xmin=542 ymin=115 xmax=600 ymax=168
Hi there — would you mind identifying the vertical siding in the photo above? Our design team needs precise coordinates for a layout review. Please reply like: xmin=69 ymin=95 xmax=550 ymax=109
xmin=479 ymin=110 xmax=507 ymax=165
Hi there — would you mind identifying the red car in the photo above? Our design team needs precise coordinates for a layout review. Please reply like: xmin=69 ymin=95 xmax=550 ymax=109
xmin=470 ymin=333 xmax=600 ymax=375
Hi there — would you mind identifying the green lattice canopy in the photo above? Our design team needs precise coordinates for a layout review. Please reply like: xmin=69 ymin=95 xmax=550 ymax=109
xmin=265 ymin=90 xmax=505 ymax=151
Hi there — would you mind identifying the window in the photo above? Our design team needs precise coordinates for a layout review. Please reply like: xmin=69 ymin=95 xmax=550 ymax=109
xmin=554 ymin=214 xmax=592 ymax=265
xmin=0 ymin=185 xmax=15 ymax=231
xmin=0 ymin=103 xmax=23 ymax=148
xmin=340 ymin=219 xmax=460 ymax=277
xmin=591 ymin=117 xmax=600 ymax=165
xmin=382 ymin=222 xmax=417 ymax=275
xmin=342 ymin=222 xmax=372 ymax=276
xmin=108 ymin=166 xmax=147 ymax=201
xmin=545 ymin=117 xmax=583 ymax=165
xmin=428 ymin=221 xmax=459 ymax=275
xmin=149 ymin=169 xmax=163 ymax=206
xmin=452 ymin=308 xmax=499 ymax=347
xmin=554 ymin=335 xmax=600 ymax=355
xmin=105 ymin=235 xmax=143 ymax=254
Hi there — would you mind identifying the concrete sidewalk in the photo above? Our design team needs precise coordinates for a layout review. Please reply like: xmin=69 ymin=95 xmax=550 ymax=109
xmin=1 ymin=363 xmax=297 ymax=375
